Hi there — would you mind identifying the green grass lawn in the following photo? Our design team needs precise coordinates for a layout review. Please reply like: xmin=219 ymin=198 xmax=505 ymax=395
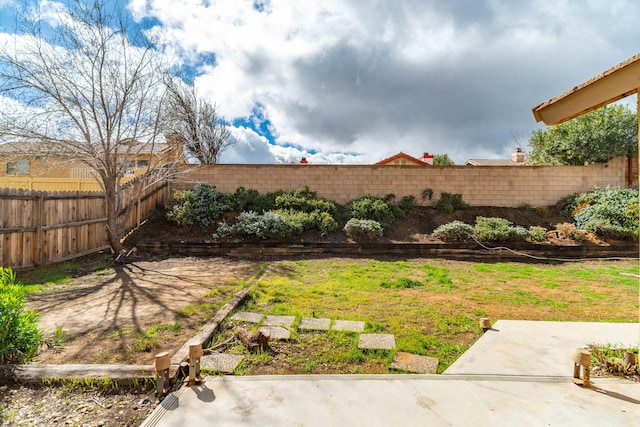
xmin=227 ymin=258 xmax=638 ymax=374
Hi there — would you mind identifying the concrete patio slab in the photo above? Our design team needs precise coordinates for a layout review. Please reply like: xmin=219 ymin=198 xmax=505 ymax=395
xmin=201 ymin=354 xmax=244 ymax=374
xmin=299 ymin=317 xmax=331 ymax=331
xmin=331 ymin=320 xmax=365 ymax=332
xmin=391 ymin=352 xmax=438 ymax=374
xmin=141 ymin=375 xmax=640 ymax=427
xmin=142 ymin=321 xmax=640 ymax=427
xmin=358 ymin=334 xmax=396 ymax=350
xmin=262 ymin=315 xmax=295 ymax=328
xmin=230 ymin=312 xmax=264 ymax=323
xmin=444 ymin=320 xmax=639 ymax=376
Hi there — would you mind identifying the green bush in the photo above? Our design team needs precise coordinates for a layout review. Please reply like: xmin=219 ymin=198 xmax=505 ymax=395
xmin=275 ymin=186 xmax=337 ymax=215
xmin=343 ymin=218 xmax=383 ymax=241
xmin=432 ymin=221 xmax=474 ymax=242
xmin=275 ymin=209 xmax=339 ymax=236
xmin=167 ymin=184 xmax=232 ymax=227
xmin=474 ymin=217 xmax=525 ymax=242
xmin=527 ymin=226 xmax=547 ymax=242
xmin=435 ymin=192 xmax=468 ymax=213
xmin=346 ymin=196 xmax=397 ymax=228
xmin=166 ymin=197 xmax=195 ymax=226
xmin=399 ymin=195 xmax=418 ymax=212
xmin=230 ymin=187 xmax=281 ymax=212
xmin=218 ymin=211 xmax=292 ymax=239
xmin=0 ymin=267 xmax=43 ymax=364
xmin=562 ymin=186 xmax=639 ymax=240
xmin=190 ymin=184 xmax=232 ymax=227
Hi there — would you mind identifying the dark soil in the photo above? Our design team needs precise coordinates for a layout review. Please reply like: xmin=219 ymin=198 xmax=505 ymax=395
xmin=126 ymin=206 xmax=574 ymax=246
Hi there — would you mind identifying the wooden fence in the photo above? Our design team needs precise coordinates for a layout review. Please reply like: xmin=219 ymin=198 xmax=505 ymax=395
xmin=0 ymin=180 xmax=169 ymax=269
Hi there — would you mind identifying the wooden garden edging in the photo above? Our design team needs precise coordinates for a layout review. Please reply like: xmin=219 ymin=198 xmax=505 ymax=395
xmin=0 ymin=364 xmax=155 ymax=385
xmin=134 ymin=241 xmax=638 ymax=262
xmin=168 ymin=264 xmax=271 ymax=380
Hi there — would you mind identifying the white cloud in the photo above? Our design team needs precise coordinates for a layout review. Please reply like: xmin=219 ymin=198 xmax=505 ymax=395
xmin=6 ymin=1 xmax=639 ymax=164
xmin=221 ymin=126 xmax=277 ymax=164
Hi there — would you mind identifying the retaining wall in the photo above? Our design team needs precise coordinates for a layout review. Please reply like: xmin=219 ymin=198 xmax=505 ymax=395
xmin=174 ymin=156 xmax=630 ymax=207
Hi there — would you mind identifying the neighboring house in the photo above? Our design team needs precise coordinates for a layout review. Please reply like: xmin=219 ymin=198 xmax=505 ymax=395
xmin=465 ymin=148 xmax=526 ymax=166
xmin=0 ymin=140 xmax=179 ymax=191
xmin=376 ymin=152 xmax=434 ymax=166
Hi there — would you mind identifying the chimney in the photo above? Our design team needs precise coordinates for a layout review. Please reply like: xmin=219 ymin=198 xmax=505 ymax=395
xmin=300 ymin=157 xmax=308 ymax=164
xmin=420 ymin=152 xmax=434 ymax=165
xmin=512 ymin=148 xmax=525 ymax=163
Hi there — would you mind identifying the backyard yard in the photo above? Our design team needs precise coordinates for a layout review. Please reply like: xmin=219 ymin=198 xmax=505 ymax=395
xmin=21 ymin=255 xmax=640 ymax=371
xmin=2 ymin=253 xmax=638 ymax=426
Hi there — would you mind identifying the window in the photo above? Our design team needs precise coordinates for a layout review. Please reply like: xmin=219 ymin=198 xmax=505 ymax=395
xmin=137 ymin=159 xmax=149 ymax=168
xmin=6 ymin=159 xmax=29 ymax=175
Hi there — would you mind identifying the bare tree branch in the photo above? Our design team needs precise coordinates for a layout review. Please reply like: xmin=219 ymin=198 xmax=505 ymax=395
xmin=0 ymin=0 xmax=185 ymax=254
xmin=164 ymin=77 xmax=235 ymax=164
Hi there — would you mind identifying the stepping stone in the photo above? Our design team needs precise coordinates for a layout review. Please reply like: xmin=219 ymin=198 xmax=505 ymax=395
xmin=391 ymin=352 xmax=439 ymax=374
xmin=358 ymin=334 xmax=396 ymax=350
xmin=263 ymin=315 xmax=295 ymax=328
xmin=332 ymin=320 xmax=365 ymax=332
xmin=299 ymin=317 xmax=331 ymax=331
xmin=230 ymin=312 xmax=264 ymax=323
xmin=201 ymin=353 xmax=244 ymax=373
xmin=259 ymin=326 xmax=291 ymax=340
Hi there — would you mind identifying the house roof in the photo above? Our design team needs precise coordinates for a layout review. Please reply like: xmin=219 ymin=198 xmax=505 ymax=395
xmin=0 ymin=140 xmax=170 ymax=156
xmin=532 ymin=53 xmax=640 ymax=125
xmin=375 ymin=152 xmax=430 ymax=166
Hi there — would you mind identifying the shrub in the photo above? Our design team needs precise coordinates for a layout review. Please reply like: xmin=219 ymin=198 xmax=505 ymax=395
xmin=562 ymin=186 xmax=639 ymax=240
xmin=275 ymin=186 xmax=337 ymax=215
xmin=432 ymin=221 xmax=474 ymax=242
xmin=421 ymin=188 xmax=434 ymax=201
xmin=343 ymin=218 xmax=383 ymax=241
xmin=190 ymin=184 xmax=232 ymax=227
xmin=473 ymin=217 xmax=525 ymax=242
xmin=229 ymin=187 xmax=282 ymax=213
xmin=0 ymin=267 xmax=43 ymax=364
xmin=435 ymin=192 xmax=468 ymax=213
xmin=166 ymin=198 xmax=194 ymax=226
xmin=221 ymin=211 xmax=292 ymax=239
xmin=167 ymin=184 xmax=232 ymax=227
xmin=399 ymin=195 xmax=418 ymax=212
xmin=315 ymin=211 xmax=339 ymax=236
xmin=527 ymin=226 xmax=547 ymax=242
xmin=346 ymin=196 xmax=397 ymax=228
xmin=275 ymin=210 xmax=339 ymax=236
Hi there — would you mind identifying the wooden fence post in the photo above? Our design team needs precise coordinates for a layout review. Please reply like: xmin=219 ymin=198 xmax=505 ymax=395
xmin=34 ymin=191 xmax=44 ymax=266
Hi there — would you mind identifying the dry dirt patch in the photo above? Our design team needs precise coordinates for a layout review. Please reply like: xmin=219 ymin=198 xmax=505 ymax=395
xmin=26 ymin=257 xmax=258 ymax=365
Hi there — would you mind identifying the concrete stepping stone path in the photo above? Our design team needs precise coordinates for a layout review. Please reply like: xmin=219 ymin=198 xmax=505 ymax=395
xmin=391 ymin=352 xmax=438 ymax=374
xmin=259 ymin=326 xmax=291 ymax=340
xmin=263 ymin=315 xmax=296 ymax=328
xmin=299 ymin=318 xmax=331 ymax=331
xmin=230 ymin=312 xmax=264 ymax=323
xmin=201 ymin=353 xmax=245 ymax=373
xmin=332 ymin=320 xmax=365 ymax=332
xmin=358 ymin=334 xmax=396 ymax=350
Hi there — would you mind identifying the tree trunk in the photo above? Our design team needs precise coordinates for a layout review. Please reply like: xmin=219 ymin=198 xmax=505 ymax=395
xmin=103 ymin=177 xmax=125 ymax=255
xmin=236 ymin=327 xmax=270 ymax=353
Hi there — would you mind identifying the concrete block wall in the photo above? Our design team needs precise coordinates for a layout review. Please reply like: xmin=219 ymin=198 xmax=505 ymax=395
xmin=174 ymin=156 xmax=629 ymax=207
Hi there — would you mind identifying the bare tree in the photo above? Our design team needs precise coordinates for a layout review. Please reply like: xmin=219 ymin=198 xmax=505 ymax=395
xmin=165 ymin=77 xmax=234 ymax=164
xmin=0 ymin=1 xmax=183 ymax=254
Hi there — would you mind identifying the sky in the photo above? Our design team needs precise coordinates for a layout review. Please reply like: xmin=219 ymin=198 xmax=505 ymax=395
xmin=1 ymin=0 xmax=639 ymax=165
